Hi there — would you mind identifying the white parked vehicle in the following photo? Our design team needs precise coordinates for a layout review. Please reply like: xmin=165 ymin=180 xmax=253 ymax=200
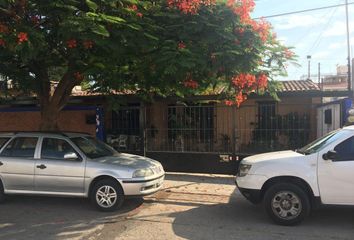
xmin=236 ymin=126 xmax=354 ymax=225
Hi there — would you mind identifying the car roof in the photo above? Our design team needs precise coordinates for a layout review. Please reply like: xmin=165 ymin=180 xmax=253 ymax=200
xmin=342 ymin=125 xmax=354 ymax=131
xmin=0 ymin=131 xmax=91 ymax=138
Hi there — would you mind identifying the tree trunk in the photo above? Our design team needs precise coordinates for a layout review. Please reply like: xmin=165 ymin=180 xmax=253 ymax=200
xmin=35 ymin=63 xmax=81 ymax=131
xmin=39 ymin=104 xmax=61 ymax=131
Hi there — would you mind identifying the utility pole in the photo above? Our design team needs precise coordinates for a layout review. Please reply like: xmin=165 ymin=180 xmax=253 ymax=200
xmin=318 ymin=63 xmax=321 ymax=86
xmin=307 ymin=55 xmax=311 ymax=79
xmin=345 ymin=0 xmax=352 ymax=96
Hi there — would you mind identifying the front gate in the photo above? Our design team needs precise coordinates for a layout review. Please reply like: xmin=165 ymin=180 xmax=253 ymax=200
xmin=107 ymin=102 xmax=317 ymax=174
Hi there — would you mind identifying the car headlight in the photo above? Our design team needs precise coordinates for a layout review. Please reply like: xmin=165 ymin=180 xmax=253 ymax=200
xmin=133 ymin=168 xmax=154 ymax=178
xmin=238 ymin=164 xmax=252 ymax=177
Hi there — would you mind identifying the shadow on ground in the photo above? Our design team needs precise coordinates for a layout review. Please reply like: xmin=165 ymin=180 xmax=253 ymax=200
xmin=0 ymin=195 xmax=143 ymax=240
xmin=170 ymin=188 xmax=354 ymax=240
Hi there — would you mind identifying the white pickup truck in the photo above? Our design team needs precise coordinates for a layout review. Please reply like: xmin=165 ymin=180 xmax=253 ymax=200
xmin=236 ymin=126 xmax=354 ymax=225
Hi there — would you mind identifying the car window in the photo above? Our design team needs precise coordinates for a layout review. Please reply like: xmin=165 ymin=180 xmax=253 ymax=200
xmin=41 ymin=138 xmax=78 ymax=160
xmin=71 ymin=137 xmax=118 ymax=159
xmin=0 ymin=137 xmax=10 ymax=149
xmin=297 ymin=129 xmax=348 ymax=155
xmin=334 ymin=136 xmax=354 ymax=161
xmin=0 ymin=137 xmax=38 ymax=158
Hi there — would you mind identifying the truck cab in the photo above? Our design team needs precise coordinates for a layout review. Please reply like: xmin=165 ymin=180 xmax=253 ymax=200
xmin=236 ymin=126 xmax=354 ymax=225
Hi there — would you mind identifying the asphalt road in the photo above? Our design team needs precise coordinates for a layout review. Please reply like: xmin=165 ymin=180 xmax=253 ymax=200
xmin=1 ymin=173 xmax=354 ymax=240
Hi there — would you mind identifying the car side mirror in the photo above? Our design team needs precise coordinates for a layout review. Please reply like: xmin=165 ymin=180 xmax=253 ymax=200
xmin=322 ymin=150 xmax=337 ymax=161
xmin=64 ymin=152 xmax=79 ymax=160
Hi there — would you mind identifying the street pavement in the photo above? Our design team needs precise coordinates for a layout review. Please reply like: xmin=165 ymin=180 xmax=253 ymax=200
xmin=0 ymin=173 xmax=354 ymax=240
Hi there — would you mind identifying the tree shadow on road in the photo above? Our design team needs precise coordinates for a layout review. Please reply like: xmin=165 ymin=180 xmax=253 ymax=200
xmin=170 ymin=189 xmax=354 ymax=240
xmin=0 ymin=195 xmax=144 ymax=240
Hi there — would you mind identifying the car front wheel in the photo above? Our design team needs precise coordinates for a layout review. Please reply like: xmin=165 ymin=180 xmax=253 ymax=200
xmin=91 ymin=179 xmax=124 ymax=212
xmin=264 ymin=183 xmax=310 ymax=226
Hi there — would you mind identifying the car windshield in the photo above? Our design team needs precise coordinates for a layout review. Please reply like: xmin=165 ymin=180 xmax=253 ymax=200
xmin=297 ymin=129 xmax=348 ymax=155
xmin=71 ymin=137 xmax=119 ymax=159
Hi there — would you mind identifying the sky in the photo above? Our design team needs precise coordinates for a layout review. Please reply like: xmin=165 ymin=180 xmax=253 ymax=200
xmin=252 ymin=0 xmax=354 ymax=82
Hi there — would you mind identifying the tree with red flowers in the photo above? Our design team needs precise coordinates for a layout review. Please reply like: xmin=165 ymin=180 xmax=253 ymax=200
xmin=0 ymin=0 xmax=295 ymax=130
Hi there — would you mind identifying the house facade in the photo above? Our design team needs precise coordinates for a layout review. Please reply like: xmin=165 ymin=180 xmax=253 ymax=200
xmin=0 ymin=79 xmax=339 ymax=174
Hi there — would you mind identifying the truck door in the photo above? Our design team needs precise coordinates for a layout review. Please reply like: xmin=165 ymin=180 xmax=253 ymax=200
xmin=318 ymin=136 xmax=354 ymax=205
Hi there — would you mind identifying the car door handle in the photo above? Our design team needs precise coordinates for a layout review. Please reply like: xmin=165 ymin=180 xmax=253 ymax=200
xmin=0 ymin=161 xmax=3 ymax=166
xmin=36 ymin=164 xmax=47 ymax=169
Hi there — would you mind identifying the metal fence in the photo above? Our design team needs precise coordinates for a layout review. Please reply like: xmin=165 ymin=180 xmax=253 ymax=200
xmin=108 ymin=103 xmax=317 ymax=155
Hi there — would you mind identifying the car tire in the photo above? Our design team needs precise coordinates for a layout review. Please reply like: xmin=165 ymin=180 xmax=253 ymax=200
xmin=90 ymin=179 xmax=124 ymax=212
xmin=0 ymin=181 xmax=5 ymax=203
xmin=264 ymin=183 xmax=310 ymax=226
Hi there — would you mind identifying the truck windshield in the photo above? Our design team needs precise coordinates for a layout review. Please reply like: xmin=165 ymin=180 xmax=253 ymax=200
xmin=71 ymin=137 xmax=119 ymax=159
xmin=297 ymin=129 xmax=348 ymax=155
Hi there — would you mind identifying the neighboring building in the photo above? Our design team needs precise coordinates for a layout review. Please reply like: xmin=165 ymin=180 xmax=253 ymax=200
xmin=321 ymin=65 xmax=349 ymax=92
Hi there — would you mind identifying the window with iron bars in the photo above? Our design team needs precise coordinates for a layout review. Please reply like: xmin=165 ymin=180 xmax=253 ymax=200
xmin=166 ymin=104 xmax=214 ymax=152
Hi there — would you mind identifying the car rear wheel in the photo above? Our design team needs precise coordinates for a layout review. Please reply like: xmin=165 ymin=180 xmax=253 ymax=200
xmin=91 ymin=179 xmax=124 ymax=212
xmin=264 ymin=183 xmax=310 ymax=226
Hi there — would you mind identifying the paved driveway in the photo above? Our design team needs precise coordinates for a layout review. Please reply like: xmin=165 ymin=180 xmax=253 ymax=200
xmin=0 ymin=173 xmax=354 ymax=240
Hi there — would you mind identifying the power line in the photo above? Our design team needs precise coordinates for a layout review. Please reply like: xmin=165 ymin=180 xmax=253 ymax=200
xmin=307 ymin=5 xmax=339 ymax=55
xmin=288 ymin=5 xmax=335 ymax=46
xmin=253 ymin=2 xmax=354 ymax=19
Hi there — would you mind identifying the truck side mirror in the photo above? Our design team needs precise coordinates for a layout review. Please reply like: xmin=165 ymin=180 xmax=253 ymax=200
xmin=323 ymin=150 xmax=337 ymax=160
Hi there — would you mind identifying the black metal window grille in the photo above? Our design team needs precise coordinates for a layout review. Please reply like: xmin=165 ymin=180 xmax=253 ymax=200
xmin=112 ymin=107 xmax=140 ymax=135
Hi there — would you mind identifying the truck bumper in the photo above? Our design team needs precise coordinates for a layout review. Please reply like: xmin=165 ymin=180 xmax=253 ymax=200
xmin=237 ymin=185 xmax=262 ymax=204
xmin=235 ymin=174 xmax=267 ymax=204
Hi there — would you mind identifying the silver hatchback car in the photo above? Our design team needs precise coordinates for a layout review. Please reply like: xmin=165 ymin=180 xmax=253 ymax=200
xmin=0 ymin=132 xmax=164 ymax=211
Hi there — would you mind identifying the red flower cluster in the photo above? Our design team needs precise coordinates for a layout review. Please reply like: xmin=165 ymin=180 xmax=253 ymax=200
xmin=83 ymin=40 xmax=94 ymax=49
xmin=178 ymin=41 xmax=186 ymax=49
xmin=67 ymin=39 xmax=77 ymax=48
xmin=0 ymin=39 xmax=5 ymax=47
xmin=167 ymin=0 xmax=215 ymax=14
xmin=227 ymin=0 xmax=255 ymax=25
xmin=17 ymin=32 xmax=28 ymax=44
xmin=183 ymin=78 xmax=199 ymax=89
xmin=74 ymin=72 xmax=84 ymax=81
xmin=284 ymin=48 xmax=294 ymax=59
xmin=225 ymin=100 xmax=234 ymax=106
xmin=235 ymin=92 xmax=247 ymax=107
xmin=250 ymin=18 xmax=270 ymax=43
xmin=231 ymin=73 xmax=256 ymax=89
xmin=136 ymin=12 xmax=143 ymax=18
xmin=228 ymin=0 xmax=272 ymax=43
xmin=225 ymin=92 xmax=248 ymax=107
xmin=257 ymin=73 xmax=268 ymax=89
xmin=129 ymin=4 xmax=138 ymax=11
xmin=226 ymin=72 xmax=268 ymax=107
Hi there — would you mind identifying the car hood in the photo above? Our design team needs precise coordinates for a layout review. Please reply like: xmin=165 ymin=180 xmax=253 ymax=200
xmin=242 ymin=150 xmax=304 ymax=164
xmin=91 ymin=153 xmax=161 ymax=169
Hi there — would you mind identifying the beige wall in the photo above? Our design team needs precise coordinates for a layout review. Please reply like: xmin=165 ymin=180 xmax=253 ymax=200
xmin=214 ymin=97 xmax=320 ymax=152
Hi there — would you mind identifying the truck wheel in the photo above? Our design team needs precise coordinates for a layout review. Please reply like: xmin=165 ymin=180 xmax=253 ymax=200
xmin=264 ymin=183 xmax=310 ymax=226
xmin=90 ymin=179 xmax=124 ymax=212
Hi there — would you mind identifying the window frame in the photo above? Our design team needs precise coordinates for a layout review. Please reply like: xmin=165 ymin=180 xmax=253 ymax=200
xmin=39 ymin=137 xmax=83 ymax=161
xmin=333 ymin=136 xmax=354 ymax=162
xmin=0 ymin=136 xmax=39 ymax=159
xmin=0 ymin=137 xmax=11 ymax=150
